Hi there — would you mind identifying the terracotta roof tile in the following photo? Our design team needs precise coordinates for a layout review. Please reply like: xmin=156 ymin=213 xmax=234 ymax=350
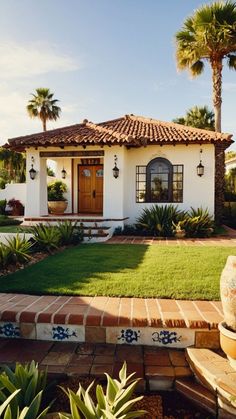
xmin=5 ymin=114 xmax=233 ymax=151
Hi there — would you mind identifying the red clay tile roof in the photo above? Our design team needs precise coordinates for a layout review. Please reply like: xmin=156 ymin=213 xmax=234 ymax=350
xmin=5 ymin=114 xmax=233 ymax=151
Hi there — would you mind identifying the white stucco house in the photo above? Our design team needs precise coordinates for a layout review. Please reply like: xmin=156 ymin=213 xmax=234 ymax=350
xmin=5 ymin=114 xmax=233 ymax=233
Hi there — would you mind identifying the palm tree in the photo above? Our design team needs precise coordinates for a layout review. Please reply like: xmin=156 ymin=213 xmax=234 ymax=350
xmin=27 ymin=88 xmax=61 ymax=131
xmin=175 ymin=1 xmax=236 ymax=133
xmin=173 ymin=106 xmax=215 ymax=130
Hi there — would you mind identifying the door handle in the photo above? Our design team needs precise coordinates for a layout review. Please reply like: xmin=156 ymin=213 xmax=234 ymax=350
xmin=92 ymin=190 xmax=96 ymax=198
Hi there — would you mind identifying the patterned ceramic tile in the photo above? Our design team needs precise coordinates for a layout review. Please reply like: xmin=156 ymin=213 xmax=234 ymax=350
xmin=36 ymin=323 xmax=85 ymax=342
xmin=0 ymin=322 xmax=20 ymax=338
xmin=106 ymin=327 xmax=195 ymax=348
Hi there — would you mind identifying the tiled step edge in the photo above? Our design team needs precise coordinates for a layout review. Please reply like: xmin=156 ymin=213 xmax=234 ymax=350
xmin=186 ymin=348 xmax=236 ymax=417
xmin=175 ymin=377 xmax=216 ymax=416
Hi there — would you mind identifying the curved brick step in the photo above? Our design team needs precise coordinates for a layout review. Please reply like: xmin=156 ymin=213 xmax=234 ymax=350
xmin=175 ymin=377 xmax=216 ymax=416
xmin=186 ymin=348 xmax=236 ymax=418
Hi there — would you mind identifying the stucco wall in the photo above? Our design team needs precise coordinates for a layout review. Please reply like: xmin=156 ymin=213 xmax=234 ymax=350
xmin=24 ymin=144 xmax=215 ymax=221
xmin=0 ymin=183 xmax=26 ymax=206
xmin=123 ymin=144 xmax=215 ymax=224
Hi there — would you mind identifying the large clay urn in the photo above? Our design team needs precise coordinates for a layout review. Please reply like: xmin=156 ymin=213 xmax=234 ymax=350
xmin=219 ymin=255 xmax=236 ymax=369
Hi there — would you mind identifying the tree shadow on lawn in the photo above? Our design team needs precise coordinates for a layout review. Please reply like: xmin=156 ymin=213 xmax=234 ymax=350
xmin=0 ymin=244 xmax=149 ymax=296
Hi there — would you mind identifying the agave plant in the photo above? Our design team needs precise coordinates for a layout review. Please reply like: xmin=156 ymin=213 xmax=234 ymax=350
xmin=184 ymin=207 xmax=214 ymax=238
xmin=0 ymin=361 xmax=49 ymax=418
xmin=5 ymin=235 xmax=32 ymax=264
xmin=29 ymin=224 xmax=61 ymax=253
xmin=136 ymin=204 xmax=184 ymax=237
xmin=60 ymin=362 xmax=145 ymax=419
xmin=0 ymin=244 xmax=11 ymax=269
xmin=0 ymin=390 xmax=50 ymax=419
xmin=57 ymin=221 xmax=83 ymax=246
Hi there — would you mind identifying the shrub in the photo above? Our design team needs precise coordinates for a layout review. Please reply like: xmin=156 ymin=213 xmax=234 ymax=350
xmin=60 ymin=362 xmax=145 ymax=419
xmin=113 ymin=225 xmax=141 ymax=236
xmin=184 ymin=207 xmax=214 ymax=238
xmin=0 ymin=200 xmax=6 ymax=215
xmin=136 ymin=204 xmax=183 ymax=237
xmin=0 ymin=216 xmax=21 ymax=227
xmin=0 ymin=361 xmax=50 ymax=418
xmin=0 ymin=244 xmax=11 ymax=269
xmin=57 ymin=220 xmax=83 ymax=245
xmin=48 ymin=181 xmax=67 ymax=202
xmin=7 ymin=199 xmax=24 ymax=216
xmin=5 ymin=235 xmax=32 ymax=264
xmin=30 ymin=224 xmax=61 ymax=253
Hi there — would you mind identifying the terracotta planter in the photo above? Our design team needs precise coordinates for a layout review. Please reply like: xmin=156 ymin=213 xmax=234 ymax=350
xmin=220 ymin=255 xmax=236 ymax=331
xmin=219 ymin=321 xmax=236 ymax=369
xmin=48 ymin=201 xmax=68 ymax=215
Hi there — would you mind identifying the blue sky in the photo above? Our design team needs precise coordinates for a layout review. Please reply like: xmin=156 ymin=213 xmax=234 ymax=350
xmin=0 ymin=0 xmax=236 ymax=149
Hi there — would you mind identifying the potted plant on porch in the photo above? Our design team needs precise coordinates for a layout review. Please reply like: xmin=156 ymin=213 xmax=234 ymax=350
xmin=219 ymin=256 xmax=236 ymax=369
xmin=48 ymin=180 xmax=68 ymax=215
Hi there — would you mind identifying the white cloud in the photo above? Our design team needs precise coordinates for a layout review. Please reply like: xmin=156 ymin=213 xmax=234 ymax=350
xmin=0 ymin=41 xmax=81 ymax=79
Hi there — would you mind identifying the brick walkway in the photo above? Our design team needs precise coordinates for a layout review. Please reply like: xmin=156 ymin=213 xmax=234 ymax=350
xmin=0 ymin=293 xmax=223 ymax=329
xmin=107 ymin=235 xmax=236 ymax=246
xmin=0 ymin=339 xmax=192 ymax=391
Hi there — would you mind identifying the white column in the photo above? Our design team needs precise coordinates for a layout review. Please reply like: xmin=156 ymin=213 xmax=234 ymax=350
xmin=103 ymin=147 xmax=125 ymax=219
xmin=25 ymin=150 xmax=48 ymax=217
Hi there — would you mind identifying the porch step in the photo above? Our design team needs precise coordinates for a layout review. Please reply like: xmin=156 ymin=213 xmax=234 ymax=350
xmin=186 ymin=348 xmax=236 ymax=417
xmin=175 ymin=377 xmax=216 ymax=416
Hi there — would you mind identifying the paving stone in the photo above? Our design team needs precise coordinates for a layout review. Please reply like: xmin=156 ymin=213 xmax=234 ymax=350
xmin=195 ymin=330 xmax=220 ymax=349
xmin=168 ymin=350 xmax=188 ymax=366
xmin=85 ymin=326 xmax=106 ymax=343
xmin=94 ymin=355 xmax=114 ymax=364
xmin=144 ymin=350 xmax=171 ymax=366
xmin=94 ymin=344 xmax=116 ymax=355
xmin=174 ymin=366 xmax=192 ymax=377
xmin=41 ymin=351 xmax=73 ymax=366
xmin=115 ymin=345 xmax=143 ymax=362
xmin=90 ymin=364 xmax=113 ymax=377
xmin=51 ymin=342 xmax=78 ymax=353
xmin=145 ymin=365 xmax=175 ymax=378
xmin=76 ymin=343 xmax=95 ymax=354
xmin=67 ymin=364 xmax=91 ymax=376
xmin=69 ymin=354 xmax=94 ymax=365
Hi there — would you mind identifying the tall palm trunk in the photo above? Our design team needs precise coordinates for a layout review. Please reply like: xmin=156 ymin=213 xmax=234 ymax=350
xmin=42 ymin=118 xmax=47 ymax=132
xmin=211 ymin=60 xmax=223 ymax=133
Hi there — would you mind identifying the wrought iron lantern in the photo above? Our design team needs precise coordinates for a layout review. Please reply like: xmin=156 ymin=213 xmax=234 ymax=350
xmin=61 ymin=167 xmax=67 ymax=179
xmin=112 ymin=155 xmax=119 ymax=178
xmin=197 ymin=149 xmax=204 ymax=177
xmin=29 ymin=157 xmax=37 ymax=180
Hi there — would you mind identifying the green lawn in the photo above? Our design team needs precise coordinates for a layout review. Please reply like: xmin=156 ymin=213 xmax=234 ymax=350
xmin=0 ymin=226 xmax=29 ymax=233
xmin=1 ymin=244 xmax=235 ymax=300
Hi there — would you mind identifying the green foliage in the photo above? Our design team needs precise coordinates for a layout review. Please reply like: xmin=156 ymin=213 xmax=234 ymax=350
xmin=60 ymin=362 xmax=145 ymax=419
xmin=184 ymin=207 xmax=214 ymax=238
xmin=173 ymin=106 xmax=215 ymax=130
xmin=0 ymin=216 xmax=21 ymax=227
xmin=0 ymin=201 xmax=6 ymax=215
xmin=47 ymin=166 xmax=55 ymax=177
xmin=0 ymin=149 xmax=26 ymax=183
xmin=0 ymin=361 xmax=49 ymax=419
xmin=225 ymin=167 xmax=236 ymax=201
xmin=48 ymin=181 xmax=67 ymax=202
xmin=30 ymin=224 xmax=61 ymax=253
xmin=57 ymin=221 xmax=83 ymax=246
xmin=136 ymin=204 xmax=183 ymax=237
xmin=0 ymin=244 xmax=11 ymax=269
xmin=5 ymin=235 xmax=32 ymax=264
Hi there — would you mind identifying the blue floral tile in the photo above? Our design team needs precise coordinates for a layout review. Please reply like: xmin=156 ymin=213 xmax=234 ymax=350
xmin=0 ymin=322 xmax=20 ymax=338
xmin=36 ymin=323 xmax=85 ymax=342
xmin=106 ymin=327 xmax=195 ymax=347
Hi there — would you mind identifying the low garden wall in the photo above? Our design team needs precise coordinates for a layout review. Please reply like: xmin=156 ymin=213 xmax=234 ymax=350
xmin=0 ymin=183 xmax=26 ymax=206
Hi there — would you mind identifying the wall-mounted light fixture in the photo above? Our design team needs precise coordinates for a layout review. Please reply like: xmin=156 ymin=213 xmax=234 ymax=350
xmin=61 ymin=167 xmax=67 ymax=179
xmin=29 ymin=157 xmax=37 ymax=180
xmin=197 ymin=149 xmax=204 ymax=177
xmin=112 ymin=155 xmax=119 ymax=179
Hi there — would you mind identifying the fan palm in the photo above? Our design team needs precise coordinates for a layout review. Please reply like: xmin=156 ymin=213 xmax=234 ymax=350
xmin=173 ymin=105 xmax=215 ymax=130
xmin=176 ymin=1 xmax=236 ymax=132
xmin=27 ymin=88 xmax=61 ymax=131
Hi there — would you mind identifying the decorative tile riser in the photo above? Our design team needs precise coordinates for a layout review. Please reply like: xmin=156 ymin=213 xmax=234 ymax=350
xmin=0 ymin=322 xmax=220 ymax=348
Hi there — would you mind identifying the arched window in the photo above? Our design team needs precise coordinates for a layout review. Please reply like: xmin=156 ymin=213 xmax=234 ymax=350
xmin=146 ymin=158 xmax=172 ymax=202
xmin=136 ymin=158 xmax=183 ymax=203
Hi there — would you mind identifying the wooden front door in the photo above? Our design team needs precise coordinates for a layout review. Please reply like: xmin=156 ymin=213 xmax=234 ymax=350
xmin=78 ymin=165 xmax=103 ymax=213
